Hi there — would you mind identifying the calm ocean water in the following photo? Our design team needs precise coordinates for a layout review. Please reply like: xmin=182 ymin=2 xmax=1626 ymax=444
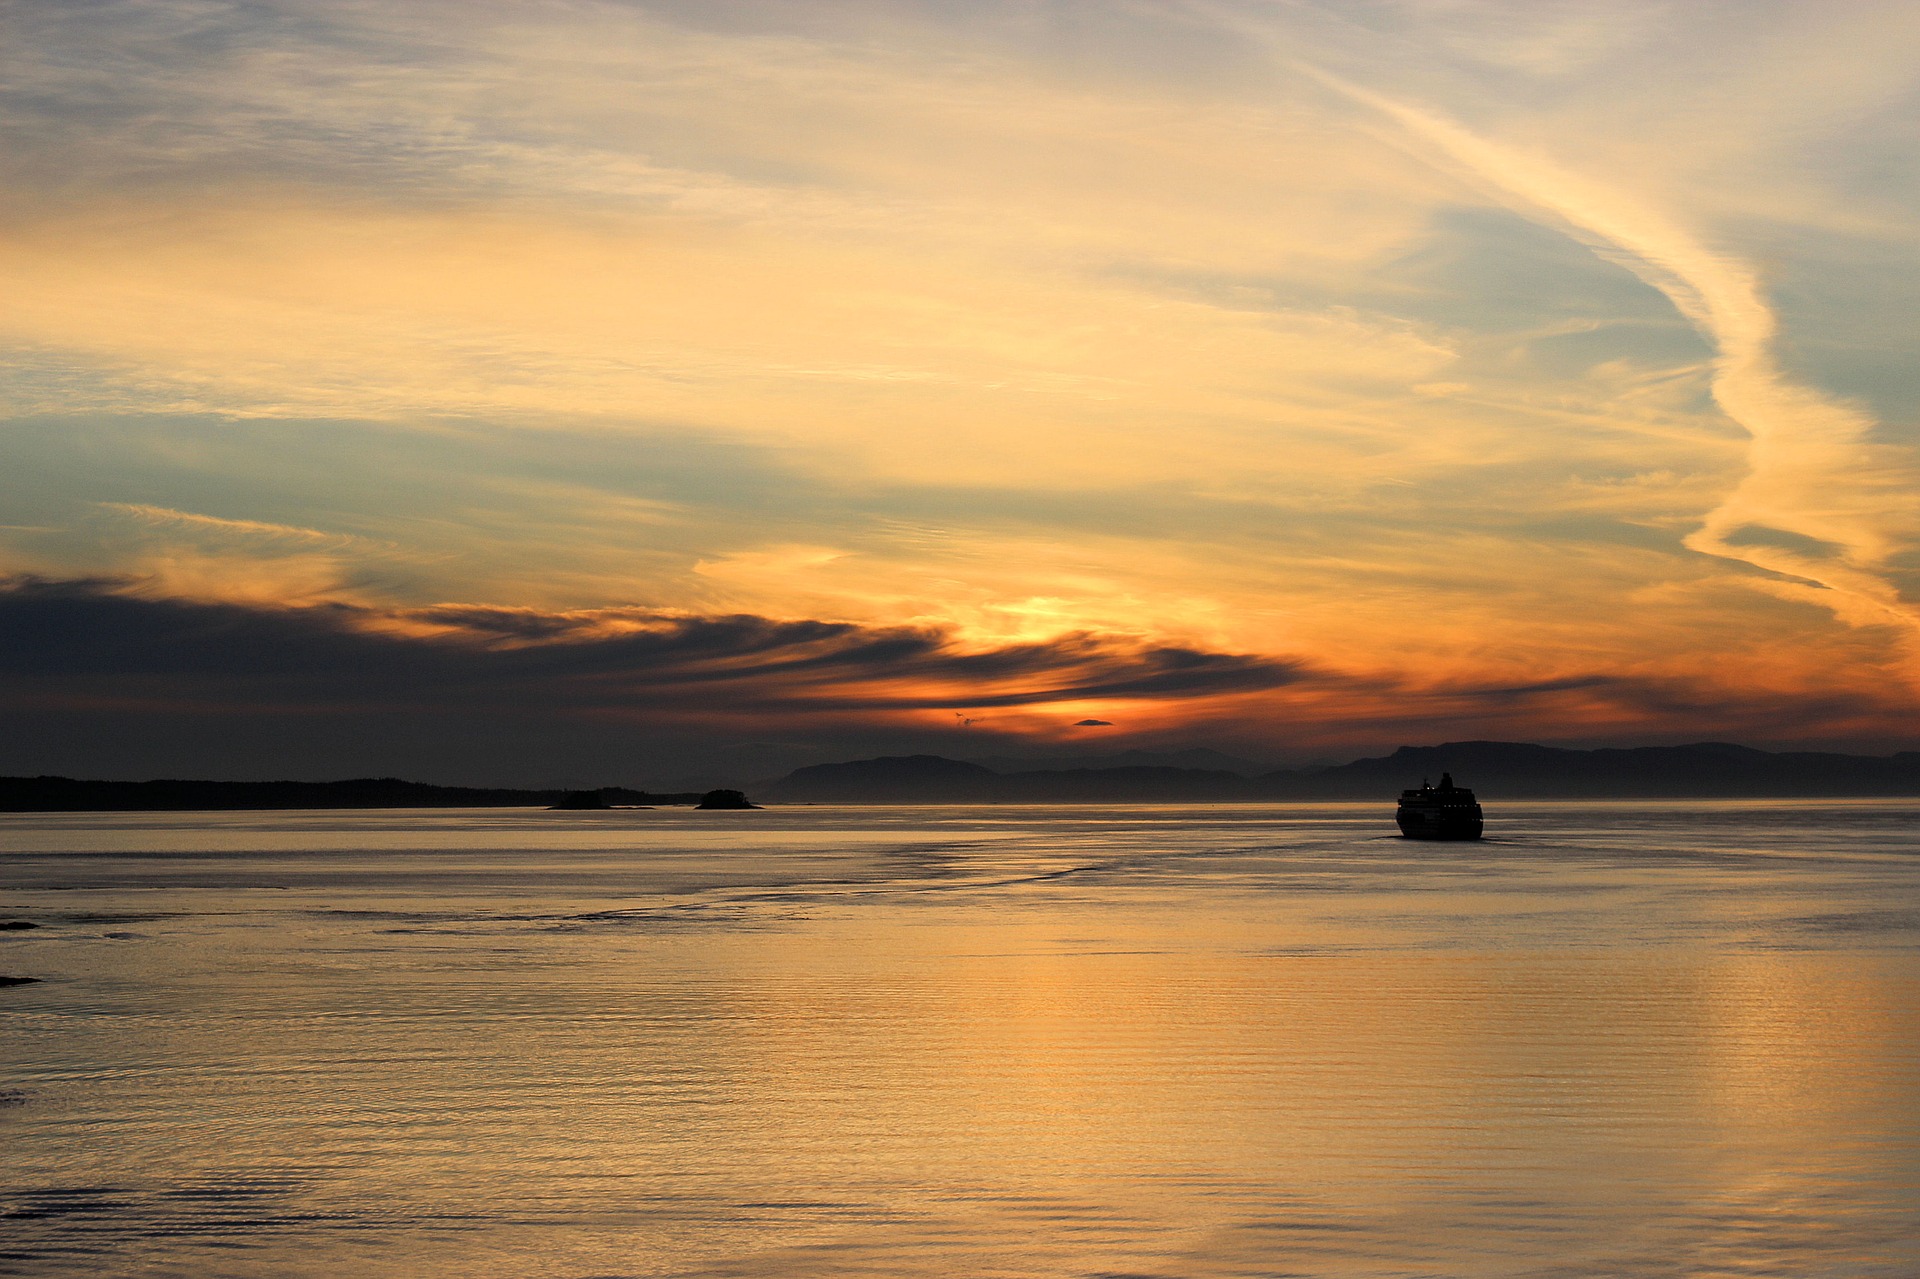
xmin=2 ymin=802 xmax=1917 ymax=1278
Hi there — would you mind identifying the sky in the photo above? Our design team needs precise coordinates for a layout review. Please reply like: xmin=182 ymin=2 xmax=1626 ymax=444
xmin=4 ymin=0 xmax=1919 ymax=785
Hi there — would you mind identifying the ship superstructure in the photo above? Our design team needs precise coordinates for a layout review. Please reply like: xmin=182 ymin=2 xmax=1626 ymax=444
xmin=1395 ymin=772 xmax=1484 ymax=840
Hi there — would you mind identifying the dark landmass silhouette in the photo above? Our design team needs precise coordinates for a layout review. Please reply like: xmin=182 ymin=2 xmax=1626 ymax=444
xmin=768 ymin=755 xmax=1000 ymax=803
xmin=0 ymin=777 xmax=704 ymax=813
xmin=0 ymin=976 xmax=42 ymax=987
xmin=758 ymin=741 xmax=1920 ymax=803
xmin=549 ymin=787 xmax=622 ymax=806
xmin=11 ymin=740 xmax=1920 ymax=810
xmin=995 ymin=765 xmax=1256 ymax=803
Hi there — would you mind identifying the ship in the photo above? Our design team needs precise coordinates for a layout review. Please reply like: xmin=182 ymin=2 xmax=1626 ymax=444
xmin=1395 ymin=772 xmax=1484 ymax=840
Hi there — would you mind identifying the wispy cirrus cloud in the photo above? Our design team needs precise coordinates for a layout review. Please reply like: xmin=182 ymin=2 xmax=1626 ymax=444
xmin=95 ymin=502 xmax=374 ymax=549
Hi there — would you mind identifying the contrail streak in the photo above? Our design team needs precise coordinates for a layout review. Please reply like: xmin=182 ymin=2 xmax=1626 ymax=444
xmin=1312 ymin=68 xmax=1917 ymax=639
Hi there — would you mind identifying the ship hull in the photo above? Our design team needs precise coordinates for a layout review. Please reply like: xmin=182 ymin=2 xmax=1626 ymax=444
xmin=1395 ymin=807 xmax=1483 ymax=840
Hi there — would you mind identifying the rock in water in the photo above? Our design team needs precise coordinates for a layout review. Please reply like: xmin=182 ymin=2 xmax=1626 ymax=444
xmin=696 ymin=789 xmax=761 ymax=810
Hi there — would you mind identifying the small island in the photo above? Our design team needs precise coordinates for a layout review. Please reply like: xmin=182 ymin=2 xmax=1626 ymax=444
xmin=695 ymin=789 xmax=761 ymax=810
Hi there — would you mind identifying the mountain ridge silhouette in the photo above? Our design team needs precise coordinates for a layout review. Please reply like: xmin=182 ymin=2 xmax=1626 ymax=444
xmin=757 ymin=740 xmax=1920 ymax=803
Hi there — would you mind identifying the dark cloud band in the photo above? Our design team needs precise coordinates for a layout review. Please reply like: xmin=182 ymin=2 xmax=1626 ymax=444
xmin=0 ymin=575 xmax=1307 ymax=716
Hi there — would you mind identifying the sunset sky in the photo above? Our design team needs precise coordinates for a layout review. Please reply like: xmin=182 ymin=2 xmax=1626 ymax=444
xmin=5 ymin=1 xmax=1919 ymax=784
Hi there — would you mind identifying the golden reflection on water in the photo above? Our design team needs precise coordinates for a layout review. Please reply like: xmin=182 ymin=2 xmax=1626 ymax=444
xmin=1 ymin=804 xmax=1918 ymax=1277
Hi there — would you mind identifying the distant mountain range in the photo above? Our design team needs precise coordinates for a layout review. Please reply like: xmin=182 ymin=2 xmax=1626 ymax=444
xmin=9 ymin=740 xmax=1920 ymax=811
xmin=965 ymin=747 xmax=1272 ymax=776
xmin=759 ymin=741 xmax=1920 ymax=802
